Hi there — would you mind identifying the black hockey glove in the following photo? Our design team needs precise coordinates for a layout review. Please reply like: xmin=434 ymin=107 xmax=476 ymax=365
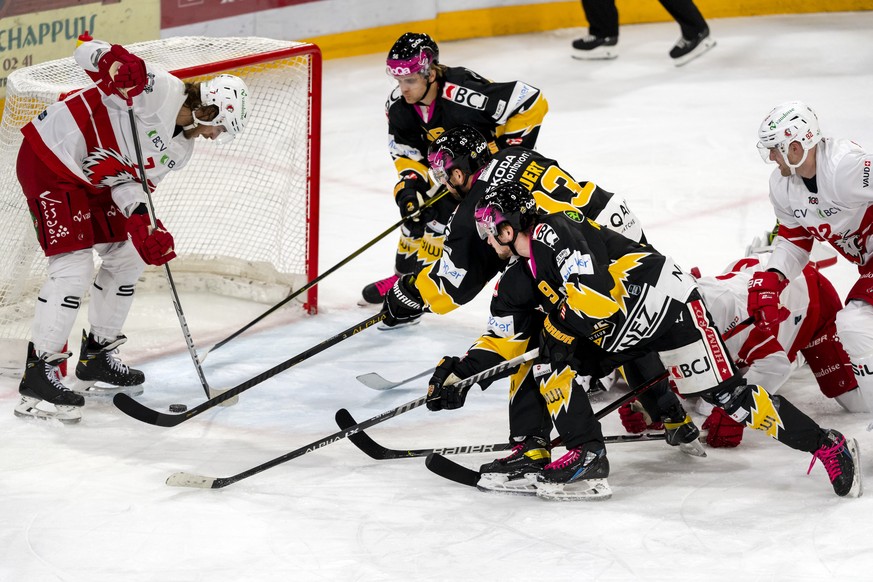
xmin=382 ymin=273 xmax=425 ymax=328
xmin=426 ymin=356 xmax=470 ymax=411
xmin=539 ymin=310 xmax=578 ymax=367
xmin=394 ymin=174 xmax=434 ymax=224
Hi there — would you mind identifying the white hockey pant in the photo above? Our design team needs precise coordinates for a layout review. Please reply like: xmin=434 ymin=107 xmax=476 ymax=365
xmin=32 ymin=242 xmax=145 ymax=354
xmin=834 ymin=300 xmax=873 ymax=413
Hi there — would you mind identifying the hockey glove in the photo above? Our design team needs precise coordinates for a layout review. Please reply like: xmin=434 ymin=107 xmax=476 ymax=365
xmin=126 ymin=208 xmax=176 ymax=266
xmin=426 ymin=356 xmax=470 ymax=411
xmin=702 ymin=406 xmax=744 ymax=448
xmin=747 ymin=270 xmax=789 ymax=336
xmin=97 ymin=44 xmax=148 ymax=100
xmin=382 ymin=273 xmax=425 ymax=328
xmin=539 ymin=309 xmax=578 ymax=366
xmin=394 ymin=174 xmax=434 ymax=224
xmin=618 ymin=399 xmax=663 ymax=434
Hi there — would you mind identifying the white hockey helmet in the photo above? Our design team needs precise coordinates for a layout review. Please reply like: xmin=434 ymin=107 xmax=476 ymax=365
xmin=756 ymin=101 xmax=822 ymax=172
xmin=194 ymin=74 xmax=250 ymax=143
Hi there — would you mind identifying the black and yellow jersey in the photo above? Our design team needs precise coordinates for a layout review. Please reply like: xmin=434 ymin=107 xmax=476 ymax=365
xmin=415 ymin=147 xmax=644 ymax=315
xmin=386 ymin=66 xmax=548 ymax=185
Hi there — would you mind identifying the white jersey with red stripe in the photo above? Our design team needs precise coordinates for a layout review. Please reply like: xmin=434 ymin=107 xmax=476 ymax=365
xmin=766 ymin=137 xmax=873 ymax=281
xmin=696 ymin=256 xmax=817 ymax=391
xmin=21 ymin=40 xmax=193 ymax=216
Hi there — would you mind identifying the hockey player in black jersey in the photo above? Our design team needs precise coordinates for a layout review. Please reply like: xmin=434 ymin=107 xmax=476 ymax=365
xmin=440 ymin=181 xmax=861 ymax=500
xmin=360 ymin=32 xmax=549 ymax=306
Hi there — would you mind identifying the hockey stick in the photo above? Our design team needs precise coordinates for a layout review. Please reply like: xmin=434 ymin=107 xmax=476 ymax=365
xmin=424 ymin=370 xmax=670 ymax=487
xmin=113 ymin=311 xmax=388 ymax=427
xmin=164 ymin=349 xmax=539 ymax=489
xmin=335 ymin=404 xmax=668 ymax=459
xmin=355 ymin=367 xmax=434 ymax=391
xmin=357 ymin=317 xmax=753 ymax=393
xmin=125 ymin=101 xmax=211 ymax=398
xmin=200 ymin=187 xmax=451 ymax=361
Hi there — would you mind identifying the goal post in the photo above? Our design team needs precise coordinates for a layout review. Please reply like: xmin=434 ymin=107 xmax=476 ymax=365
xmin=0 ymin=37 xmax=321 ymax=370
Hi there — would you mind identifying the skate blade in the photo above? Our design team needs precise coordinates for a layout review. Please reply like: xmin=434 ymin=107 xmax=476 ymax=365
xmin=673 ymin=38 xmax=716 ymax=67
xmin=571 ymin=46 xmax=618 ymax=61
xmin=477 ymin=472 xmax=539 ymax=496
xmin=377 ymin=318 xmax=421 ymax=331
xmin=13 ymin=397 xmax=82 ymax=424
xmin=535 ymin=478 xmax=612 ymax=501
xmin=679 ymin=439 xmax=707 ymax=457
xmin=70 ymin=379 xmax=143 ymax=399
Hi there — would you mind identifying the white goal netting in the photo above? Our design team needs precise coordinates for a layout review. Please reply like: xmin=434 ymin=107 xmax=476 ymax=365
xmin=0 ymin=36 xmax=320 ymax=368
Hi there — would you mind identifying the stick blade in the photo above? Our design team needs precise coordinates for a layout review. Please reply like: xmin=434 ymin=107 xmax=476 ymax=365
xmin=166 ymin=472 xmax=219 ymax=489
xmin=355 ymin=372 xmax=396 ymax=391
xmin=113 ymin=393 xmax=186 ymax=427
xmin=335 ymin=408 xmax=391 ymax=460
xmin=425 ymin=453 xmax=480 ymax=487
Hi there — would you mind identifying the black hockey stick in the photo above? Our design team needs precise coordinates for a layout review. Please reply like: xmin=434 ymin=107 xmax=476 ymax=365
xmin=126 ymin=101 xmax=211 ymax=397
xmin=335 ymin=406 xmax=668 ymax=459
xmin=113 ymin=311 xmax=387 ymax=427
xmin=164 ymin=349 xmax=539 ymax=489
xmin=425 ymin=370 xmax=670 ymax=487
xmin=355 ymin=367 xmax=434 ymax=391
xmin=200 ymin=188 xmax=450 ymax=361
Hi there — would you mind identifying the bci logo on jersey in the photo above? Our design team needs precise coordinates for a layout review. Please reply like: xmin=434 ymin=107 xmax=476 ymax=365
xmin=443 ymin=83 xmax=488 ymax=110
xmin=670 ymin=357 xmax=712 ymax=379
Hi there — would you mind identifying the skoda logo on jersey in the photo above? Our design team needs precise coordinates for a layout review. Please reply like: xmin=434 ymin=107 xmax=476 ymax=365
xmin=443 ymin=83 xmax=488 ymax=110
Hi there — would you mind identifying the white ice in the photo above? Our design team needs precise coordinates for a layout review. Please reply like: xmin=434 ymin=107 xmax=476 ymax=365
xmin=3 ymin=12 xmax=873 ymax=581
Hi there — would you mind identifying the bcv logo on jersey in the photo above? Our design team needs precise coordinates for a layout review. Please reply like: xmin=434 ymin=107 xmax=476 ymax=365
xmin=443 ymin=83 xmax=488 ymax=110
xmin=670 ymin=356 xmax=712 ymax=379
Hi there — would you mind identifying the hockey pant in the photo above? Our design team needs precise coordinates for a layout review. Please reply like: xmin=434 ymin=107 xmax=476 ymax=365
xmin=658 ymin=297 xmax=825 ymax=454
xmin=394 ymin=193 xmax=457 ymax=275
xmin=833 ymin=300 xmax=873 ymax=412
xmin=32 ymin=242 xmax=145 ymax=354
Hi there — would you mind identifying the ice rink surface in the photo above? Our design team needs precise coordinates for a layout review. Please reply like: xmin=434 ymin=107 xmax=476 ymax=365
xmin=2 ymin=12 xmax=873 ymax=581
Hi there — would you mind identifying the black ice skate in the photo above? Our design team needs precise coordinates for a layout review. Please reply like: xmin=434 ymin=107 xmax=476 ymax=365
xmin=669 ymin=28 xmax=716 ymax=67
xmin=477 ymin=436 xmax=551 ymax=495
xmin=15 ymin=343 xmax=84 ymax=424
xmin=535 ymin=441 xmax=612 ymax=501
xmin=808 ymin=429 xmax=863 ymax=498
xmin=663 ymin=412 xmax=707 ymax=457
xmin=73 ymin=331 xmax=144 ymax=398
xmin=359 ymin=274 xmax=399 ymax=306
xmin=571 ymin=35 xmax=618 ymax=60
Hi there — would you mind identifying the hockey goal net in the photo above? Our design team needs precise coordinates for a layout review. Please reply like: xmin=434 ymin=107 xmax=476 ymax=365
xmin=0 ymin=37 xmax=320 ymax=368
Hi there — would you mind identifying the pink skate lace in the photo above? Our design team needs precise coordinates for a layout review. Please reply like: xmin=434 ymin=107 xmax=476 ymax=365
xmin=374 ymin=274 xmax=399 ymax=298
xmin=498 ymin=443 xmax=525 ymax=462
xmin=544 ymin=448 xmax=581 ymax=471
xmin=807 ymin=435 xmax=846 ymax=482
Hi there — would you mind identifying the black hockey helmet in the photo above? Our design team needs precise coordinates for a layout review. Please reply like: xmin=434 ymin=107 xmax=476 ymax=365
xmin=427 ymin=125 xmax=492 ymax=194
xmin=386 ymin=32 xmax=439 ymax=77
xmin=474 ymin=181 xmax=539 ymax=241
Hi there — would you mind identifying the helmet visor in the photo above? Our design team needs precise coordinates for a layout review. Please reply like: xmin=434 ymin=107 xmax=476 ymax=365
xmin=427 ymin=150 xmax=453 ymax=185
xmin=474 ymin=206 xmax=503 ymax=240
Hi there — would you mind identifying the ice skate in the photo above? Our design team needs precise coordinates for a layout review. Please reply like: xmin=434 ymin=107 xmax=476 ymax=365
xmin=14 ymin=395 xmax=82 ymax=424
xmin=477 ymin=436 xmax=550 ymax=495
xmin=664 ymin=413 xmax=707 ymax=457
xmin=73 ymin=331 xmax=144 ymax=398
xmin=669 ymin=28 xmax=716 ymax=67
xmin=358 ymin=274 xmax=399 ymax=306
xmin=808 ymin=429 xmax=862 ymax=498
xmin=15 ymin=343 xmax=84 ymax=423
xmin=535 ymin=442 xmax=612 ymax=501
xmin=571 ymin=35 xmax=618 ymax=60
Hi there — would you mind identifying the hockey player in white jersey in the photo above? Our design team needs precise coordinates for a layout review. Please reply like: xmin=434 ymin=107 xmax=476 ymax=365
xmin=747 ymin=101 xmax=873 ymax=422
xmin=14 ymin=37 xmax=250 ymax=422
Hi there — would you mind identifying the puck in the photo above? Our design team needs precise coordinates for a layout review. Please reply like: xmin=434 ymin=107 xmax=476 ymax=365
xmin=169 ymin=403 xmax=187 ymax=413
